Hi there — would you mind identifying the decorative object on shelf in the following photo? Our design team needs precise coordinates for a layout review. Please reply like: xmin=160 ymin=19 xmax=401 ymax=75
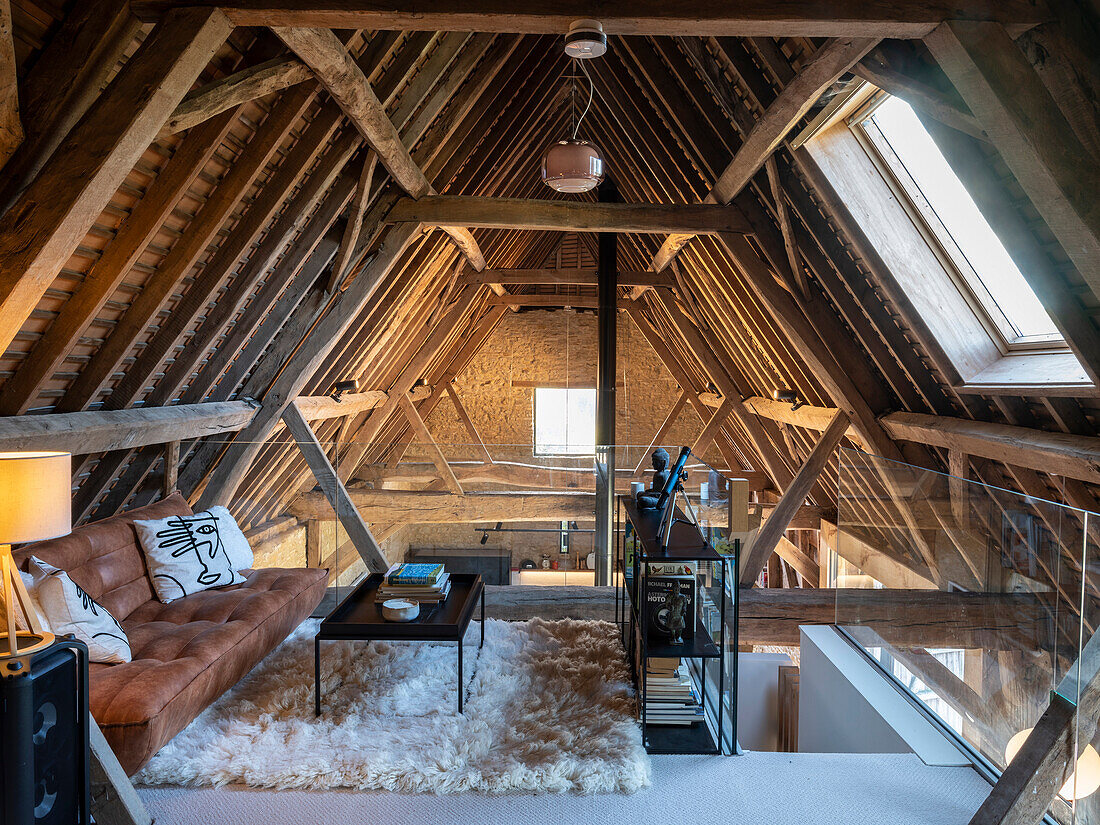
xmin=381 ymin=598 xmax=420 ymax=622
xmin=541 ymin=21 xmax=606 ymax=193
xmin=645 ymin=574 xmax=695 ymax=641
xmin=635 ymin=447 xmax=670 ymax=510
xmin=541 ymin=553 xmax=551 ymax=570
xmin=519 ymin=559 xmax=537 ymax=570
xmin=0 ymin=450 xmax=71 ymax=657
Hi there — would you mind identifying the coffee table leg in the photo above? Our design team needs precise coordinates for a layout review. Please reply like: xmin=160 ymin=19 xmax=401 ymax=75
xmin=480 ymin=588 xmax=485 ymax=649
xmin=314 ymin=637 xmax=321 ymax=717
xmin=457 ymin=639 xmax=464 ymax=713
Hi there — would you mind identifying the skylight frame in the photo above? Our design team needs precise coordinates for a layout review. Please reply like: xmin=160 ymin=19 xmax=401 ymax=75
xmin=849 ymin=91 xmax=1065 ymax=354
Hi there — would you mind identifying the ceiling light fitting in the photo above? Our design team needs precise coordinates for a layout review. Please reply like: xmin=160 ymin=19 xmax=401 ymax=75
xmin=542 ymin=21 xmax=606 ymax=194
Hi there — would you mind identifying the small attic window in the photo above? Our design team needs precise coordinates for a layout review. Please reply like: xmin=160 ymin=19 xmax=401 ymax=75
xmin=533 ymin=387 xmax=596 ymax=456
xmin=855 ymin=95 xmax=1060 ymax=348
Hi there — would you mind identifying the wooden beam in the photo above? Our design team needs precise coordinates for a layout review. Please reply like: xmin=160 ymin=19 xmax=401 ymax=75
xmin=738 ymin=587 xmax=1046 ymax=648
xmin=132 ymin=1 xmax=1048 ymax=37
xmin=967 ymin=631 xmax=1100 ymax=825
xmin=355 ymin=460 xmax=768 ymax=491
xmin=282 ymin=401 xmax=387 ymax=571
xmin=652 ymin=36 xmax=878 ymax=272
xmin=327 ymin=149 xmax=377 ymax=291
xmin=740 ymin=410 xmax=850 ymax=585
xmin=396 ymin=393 xmax=463 ymax=495
xmin=0 ymin=0 xmax=141 ymax=214
xmin=288 ymin=488 xmax=595 ymax=524
xmin=294 ymin=385 xmax=432 ymax=422
xmin=191 ymin=222 xmax=423 ymax=510
xmin=89 ymin=719 xmax=152 ymax=825
xmin=925 ymin=21 xmax=1100 ymax=299
xmin=445 ymin=384 xmax=493 ymax=464
xmin=388 ymin=195 xmax=753 ymax=235
xmin=774 ymin=535 xmax=819 ymax=585
xmin=743 ymin=395 xmax=865 ymax=448
xmin=162 ymin=440 xmax=180 ymax=497
xmin=692 ymin=396 xmax=736 ymax=455
xmin=460 ymin=268 xmax=675 ymax=288
xmin=0 ymin=7 xmax=231 ymax=359
xmin=0 ymin=0 xmax=21 ymax=169
xmin=0 ymin=401 xmax=256 ymax=455
xmin=881 ymin=411 xmax=1100 ymax=486
xmin=271 ymin=26 xmax=485 ymax=270
xmin=163 ymin=55 xmax=312 ymax=134
xmin=852 ymin=48 xmax=985 ymax=140
xmin=634 ymin=390 xmax=690 ymax=474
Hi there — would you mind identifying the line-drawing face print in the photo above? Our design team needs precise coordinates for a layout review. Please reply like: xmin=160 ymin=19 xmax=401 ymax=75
xmin=155 ymin=513 xmax=229 ymax=587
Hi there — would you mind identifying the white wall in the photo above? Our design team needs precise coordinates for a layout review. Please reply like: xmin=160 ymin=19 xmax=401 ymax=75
xmin=737 ymin=652 xmax=793 ymax=752
xmin=798 ymin=626 xmax=970 ymax=766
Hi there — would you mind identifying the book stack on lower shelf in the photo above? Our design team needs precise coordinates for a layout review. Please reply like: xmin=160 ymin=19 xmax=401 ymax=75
xmin=644 ymin=657 xmax=703 ymax=726
xmin=379 ymin=563 xmax=451 ymax=602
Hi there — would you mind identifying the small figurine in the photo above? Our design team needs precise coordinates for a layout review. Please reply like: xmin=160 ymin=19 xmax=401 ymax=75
xmin=636 ymin=448 xmax=670 ymax=510
xmin=663 ymin=580 xmax=688 ymax=644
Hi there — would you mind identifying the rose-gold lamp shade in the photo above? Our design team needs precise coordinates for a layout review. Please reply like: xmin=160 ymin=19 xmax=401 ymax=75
xmin=541 ymin=139 xmax=605 ymax=193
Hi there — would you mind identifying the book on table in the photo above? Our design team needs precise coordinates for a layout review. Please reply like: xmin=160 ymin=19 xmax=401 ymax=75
xmin=379 ymin=563 xmax=451 ymax=602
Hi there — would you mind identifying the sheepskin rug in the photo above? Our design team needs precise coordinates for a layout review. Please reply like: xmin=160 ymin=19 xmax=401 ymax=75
xmin=136 ymin=617 xmax=651 ymax=794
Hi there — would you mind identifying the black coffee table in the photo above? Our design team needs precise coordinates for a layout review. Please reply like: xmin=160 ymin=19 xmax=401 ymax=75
xmin=314 ymin=572 xmax=485 ymax=715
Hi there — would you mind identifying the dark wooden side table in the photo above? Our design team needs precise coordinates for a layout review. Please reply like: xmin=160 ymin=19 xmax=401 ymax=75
xmin=314 ymin=572 xmax=485 ymax=715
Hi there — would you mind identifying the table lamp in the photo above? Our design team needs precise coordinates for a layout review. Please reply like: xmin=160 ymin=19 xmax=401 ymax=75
xmin=0 ymin=451 xmax=71 ymax=657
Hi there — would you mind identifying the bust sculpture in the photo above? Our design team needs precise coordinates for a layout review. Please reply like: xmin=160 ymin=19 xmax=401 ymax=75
xmin=635 ymin=448 xmax=670 ymax=510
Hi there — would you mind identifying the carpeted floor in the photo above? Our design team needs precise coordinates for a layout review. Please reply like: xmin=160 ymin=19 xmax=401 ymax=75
xmin=139 ymin=751 xmax=991 ymax=825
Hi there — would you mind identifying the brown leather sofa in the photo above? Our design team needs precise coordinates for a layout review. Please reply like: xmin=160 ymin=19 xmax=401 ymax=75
xmin=16 ymin=492 xmax=328 ymax=775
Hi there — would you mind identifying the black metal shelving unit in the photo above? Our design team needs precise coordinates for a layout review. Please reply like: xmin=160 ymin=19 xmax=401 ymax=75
xmin=616 ymin=495 xmax=739 ymax=756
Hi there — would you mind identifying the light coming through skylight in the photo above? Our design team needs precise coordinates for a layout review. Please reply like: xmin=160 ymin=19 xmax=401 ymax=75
xmin=864 ymin=97 xmax=1058 ymax=342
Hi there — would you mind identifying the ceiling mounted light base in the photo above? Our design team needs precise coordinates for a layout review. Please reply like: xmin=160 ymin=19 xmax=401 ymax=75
xmin=542 ymin=138 xmax=605 ymax=193
xmin=564 ymin=20 xmax=606 ymax=59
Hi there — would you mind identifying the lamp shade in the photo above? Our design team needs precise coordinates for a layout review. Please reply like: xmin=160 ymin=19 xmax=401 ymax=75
xmin=0 ymin=452 xmax=71 ymax=544
xmin=541 ymin=139 xmax=604 ymax=193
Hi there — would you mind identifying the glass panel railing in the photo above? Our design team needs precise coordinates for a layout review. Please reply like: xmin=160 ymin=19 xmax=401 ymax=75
xmin=835 ymin=448 xmax=1095 ymax=823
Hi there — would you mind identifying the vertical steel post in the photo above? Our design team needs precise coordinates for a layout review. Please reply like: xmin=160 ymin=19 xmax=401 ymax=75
xmin=594 ymin=178 xmax=619 ymax=586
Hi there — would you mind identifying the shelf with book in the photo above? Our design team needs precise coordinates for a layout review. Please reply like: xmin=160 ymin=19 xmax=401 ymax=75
xmin=616 ymin=494 xmax=739 ymax=757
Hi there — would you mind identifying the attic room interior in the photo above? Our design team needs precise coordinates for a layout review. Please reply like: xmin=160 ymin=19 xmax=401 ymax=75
xmin=1 ymin=1 xmax=1099 ymax=823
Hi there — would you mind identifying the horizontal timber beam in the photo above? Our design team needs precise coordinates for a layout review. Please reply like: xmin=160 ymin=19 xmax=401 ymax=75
xmin=354 ymin=460 xmax=771 ymax=491
xmin=737 ymin=587 xmax=1046 ymax=648
xmin=131 ymin=1 xmax=1048 ymax=38
xmin=0 ymin=401 xmax=257 ymax=455
xmin=386 ymin=196 xmax=753 ymax=235
xmin=745 ymin=397 xmax=1100 ymax=487
xmin=293 ymin=384 xmax=431 ymax=422
xmin=459 ymin=268 xmax=675 ymax=288
xmin=288 ymin=489 xmax=594 ymax=524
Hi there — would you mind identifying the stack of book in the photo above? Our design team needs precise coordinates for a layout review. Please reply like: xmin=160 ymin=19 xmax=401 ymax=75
xmin=378 ymin=563 xmax=451 ymax=602
xmin=644 ymin=657 xmax=704 ymax=726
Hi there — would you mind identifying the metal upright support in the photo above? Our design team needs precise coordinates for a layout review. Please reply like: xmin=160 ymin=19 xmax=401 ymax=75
xmin=594 ymin=177 xmax=619 ymax=586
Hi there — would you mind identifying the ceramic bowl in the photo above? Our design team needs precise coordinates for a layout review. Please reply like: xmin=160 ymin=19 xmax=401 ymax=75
xmin=381 ymin=598 xmax=420 ymax=622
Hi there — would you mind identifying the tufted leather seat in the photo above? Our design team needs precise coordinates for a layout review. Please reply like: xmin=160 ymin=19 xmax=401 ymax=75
xmin=16 ymin=493 xmax=328 ymax=775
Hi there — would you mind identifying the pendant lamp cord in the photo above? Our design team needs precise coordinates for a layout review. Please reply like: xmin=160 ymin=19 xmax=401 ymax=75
xmin=572 ymin=58 xmax=595 ymax=140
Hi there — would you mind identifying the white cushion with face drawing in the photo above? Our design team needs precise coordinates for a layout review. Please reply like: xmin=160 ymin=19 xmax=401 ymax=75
xmin=133 ymin=508 xmax=249 ymax=604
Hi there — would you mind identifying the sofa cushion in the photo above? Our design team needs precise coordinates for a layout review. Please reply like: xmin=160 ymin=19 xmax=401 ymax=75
xmin=90 ymin=566 xmax=328 ymax=775
xmin=15 ymin=493 xmax=193 ymax=622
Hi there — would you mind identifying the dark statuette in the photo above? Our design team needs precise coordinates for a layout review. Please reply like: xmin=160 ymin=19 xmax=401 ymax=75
xmin=663 ymin=580 xmax=688 ymax=644
xmin=635 ymin=447 xmax=670 ymax=509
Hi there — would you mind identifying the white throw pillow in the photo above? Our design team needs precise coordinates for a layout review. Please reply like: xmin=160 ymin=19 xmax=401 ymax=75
xmin=27 ymin=557 xmax=131 ymax=664
xmin=134 ymin=507 xmax=252 ymax=604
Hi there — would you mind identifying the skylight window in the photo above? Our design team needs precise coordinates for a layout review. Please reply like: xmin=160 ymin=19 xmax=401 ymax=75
xmin=533 ymin=387 xmax=596 ymax=456
xmin=858 ymin=96 xmax=1059 ymax=345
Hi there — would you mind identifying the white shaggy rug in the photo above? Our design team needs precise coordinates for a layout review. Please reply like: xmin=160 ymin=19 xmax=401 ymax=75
xmin=137 ymin=617 xmax=651 ymax=794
